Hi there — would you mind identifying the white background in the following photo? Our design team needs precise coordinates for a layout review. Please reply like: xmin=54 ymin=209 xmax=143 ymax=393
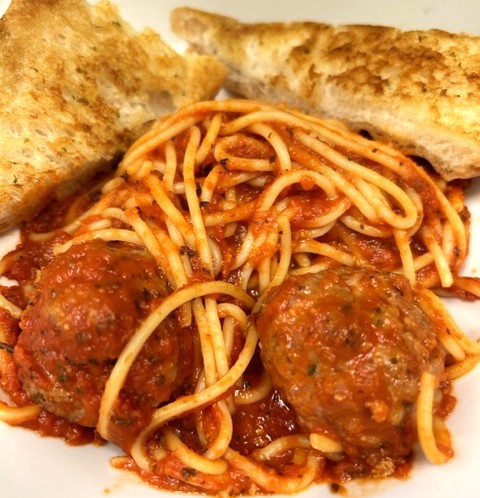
xmin=0 ymin=1 xmax=479 ymax=497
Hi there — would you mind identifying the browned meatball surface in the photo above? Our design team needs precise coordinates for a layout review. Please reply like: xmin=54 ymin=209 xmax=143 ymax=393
xmin=255 ymin=267 xmax=445 ymax=475
xmin=14 ymin=240 xmax=193 ymax=449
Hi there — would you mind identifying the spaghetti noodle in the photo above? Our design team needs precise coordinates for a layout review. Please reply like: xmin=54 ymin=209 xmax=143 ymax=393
xmin=0 ymin=99 xmax=479 ymax=495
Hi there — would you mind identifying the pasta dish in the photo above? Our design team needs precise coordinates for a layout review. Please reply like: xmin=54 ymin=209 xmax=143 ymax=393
xmin=0 ymin=99 xmax=479 ymax=495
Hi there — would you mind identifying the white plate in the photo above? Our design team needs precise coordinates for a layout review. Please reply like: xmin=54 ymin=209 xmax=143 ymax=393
xmin=0 ymin=1 xmax=479 ymax=497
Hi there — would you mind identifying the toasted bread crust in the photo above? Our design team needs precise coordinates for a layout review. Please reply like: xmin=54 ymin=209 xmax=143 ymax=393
xmin=171 ymin=7 xmax=480 ymax=180
xmin=0 ymin=0 xmax=226 ymax=233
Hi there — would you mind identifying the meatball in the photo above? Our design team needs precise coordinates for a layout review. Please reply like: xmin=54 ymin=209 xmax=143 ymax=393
xmin=14 ymin=240 xmax=193 ymax=449
xmin=255 ymin=267 xmax=445 ymax=474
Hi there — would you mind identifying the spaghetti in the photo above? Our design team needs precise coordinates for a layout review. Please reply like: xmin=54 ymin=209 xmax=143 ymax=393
xmin=0 ymin=99 xmax=479 ymax=495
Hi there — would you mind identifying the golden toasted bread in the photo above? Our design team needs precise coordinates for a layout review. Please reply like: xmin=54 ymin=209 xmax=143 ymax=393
xmin=0 ymin=0 xmax=227 ymax=233
xmin=171 ymin=7 xmax=480 ymax=181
